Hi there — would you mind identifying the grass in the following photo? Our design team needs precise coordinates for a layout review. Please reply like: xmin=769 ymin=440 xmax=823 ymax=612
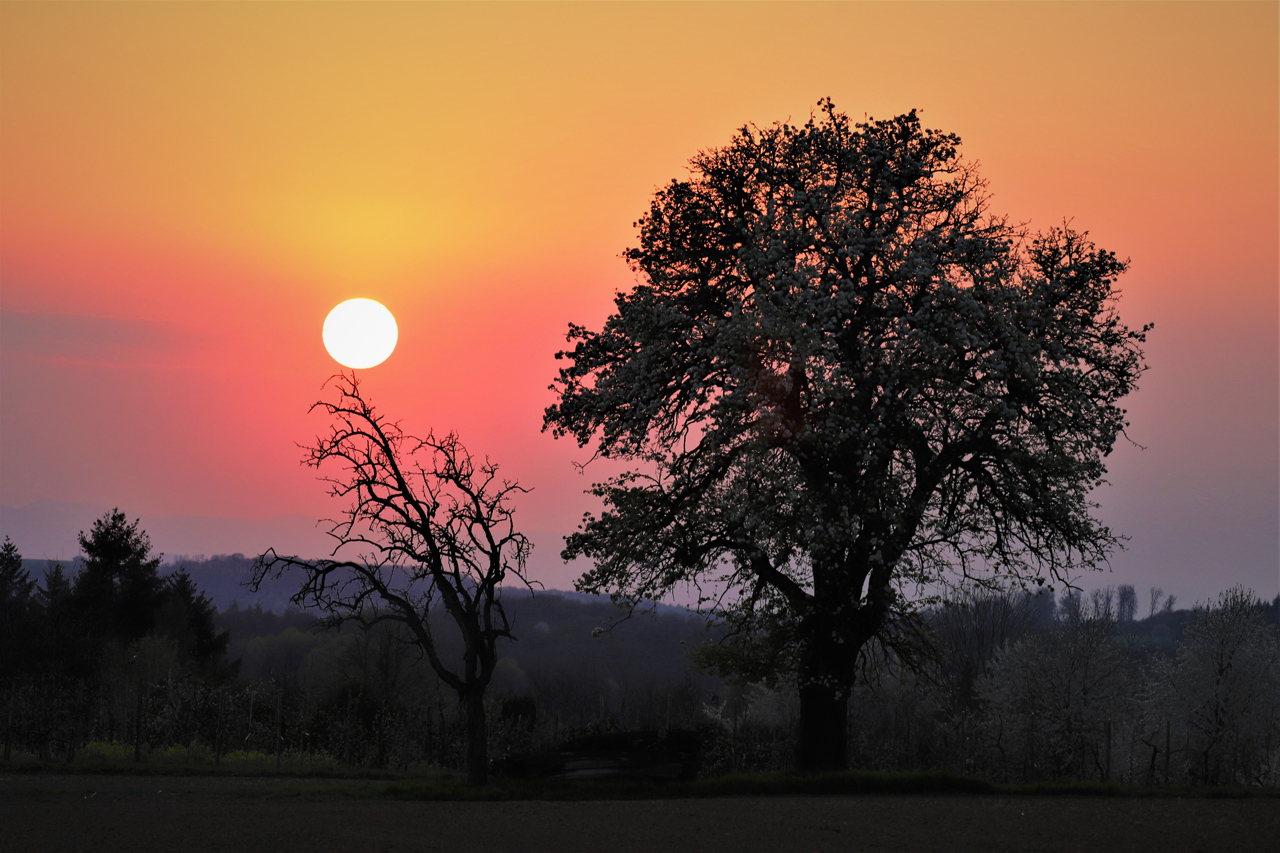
xmin=0 ymin=742 xmax=402 ymax=780
xmin=324 ymin=771 xmax=1280 ymax=802
xmin=4 ymin=755 xmax=1277 ymax=801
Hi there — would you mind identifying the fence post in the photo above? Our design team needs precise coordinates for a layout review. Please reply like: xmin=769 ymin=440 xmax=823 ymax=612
xmin=215 ymin=689 xmax=225 ymax=766
xmin=1163 ymin=720 xmax=1171 ymax=784
xmin=67 ymin=680 xmax=83 ymax=763
xmin=275 ymin=687 xmax=283 ymax=771
xmin=1104 ymin=720 xmax=1111 ymax=783
xmin=4 ymin=686 xmax=14 ymax=762
xmin=134 ymin=682 xmax=145 ymax=763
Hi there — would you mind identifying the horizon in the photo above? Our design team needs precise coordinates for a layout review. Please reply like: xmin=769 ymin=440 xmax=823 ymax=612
xmin=3 ymin=497 xmax=1271 ymax=612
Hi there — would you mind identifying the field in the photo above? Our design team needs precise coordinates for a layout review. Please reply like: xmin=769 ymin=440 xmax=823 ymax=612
xmin=2 ymin=772 xmax=1277 ymax=853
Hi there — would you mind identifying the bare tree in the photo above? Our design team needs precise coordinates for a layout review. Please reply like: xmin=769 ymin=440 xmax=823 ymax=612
xmin=251 ymin=373 xmax=532 ymax=784
xmin=1148 ymin=586 xmax=1165 ymax=619
xmin=1116 ymin=584 xmax=1138 ymax=623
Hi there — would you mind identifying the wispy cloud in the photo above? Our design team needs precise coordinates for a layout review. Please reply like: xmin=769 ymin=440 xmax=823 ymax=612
xmin=0 ymin=308 xmax=204 ymax=369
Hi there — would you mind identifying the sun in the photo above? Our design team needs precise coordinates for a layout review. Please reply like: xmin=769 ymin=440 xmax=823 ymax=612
xmin=322 ymin=298 xmax=398 ymax=369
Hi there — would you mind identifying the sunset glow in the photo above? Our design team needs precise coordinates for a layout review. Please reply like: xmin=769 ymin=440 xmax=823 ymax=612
xmin=0 ymin=2 xmax=1275 ymax=602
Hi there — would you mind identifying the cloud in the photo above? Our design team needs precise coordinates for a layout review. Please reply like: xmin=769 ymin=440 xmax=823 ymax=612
xmin=0 ymin=308 xmax=201 ymax=368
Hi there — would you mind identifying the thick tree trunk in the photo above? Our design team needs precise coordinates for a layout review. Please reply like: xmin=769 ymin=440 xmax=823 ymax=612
xmin=796 ymin=628 xmax=853 ymax=773
xmin=463 ymin=690 xmax=488 ymax=785
xmin=797 ymin=681 xmax=849 ymax=772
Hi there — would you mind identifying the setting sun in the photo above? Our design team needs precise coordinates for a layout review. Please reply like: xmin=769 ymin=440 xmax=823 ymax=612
xmin=322 ymin=298 xmax=398 ymax=369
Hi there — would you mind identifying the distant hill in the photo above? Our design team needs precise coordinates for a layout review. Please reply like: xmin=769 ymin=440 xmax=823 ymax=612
xmin=160 ymin=553 xmax=690 ymax=615
xmin=216 ymin=587 xmax=714 ymax=692
xmin=2 ymin=500 xmax=590 ymax=592
xmin=1 ymin=500 xmax=335 ymax=562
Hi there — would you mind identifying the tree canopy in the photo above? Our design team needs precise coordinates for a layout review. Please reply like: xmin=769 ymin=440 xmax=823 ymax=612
xmin=544 ymin=101 xmax=1148 ymax=770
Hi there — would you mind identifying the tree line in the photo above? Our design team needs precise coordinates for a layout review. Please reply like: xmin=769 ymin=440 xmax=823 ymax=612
xmin=0 ymin=513 xmax=232 ymax=762
xmin=3 ymin=514 xmax=1276 ymax=785
xmin=843 ymin=585 xmax=1280 ymax=787
xmin=0 ymin=515 xmax=716 ymax=771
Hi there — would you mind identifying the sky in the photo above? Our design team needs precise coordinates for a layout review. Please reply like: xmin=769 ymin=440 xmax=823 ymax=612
xmin=1 ymin=2 xmax=1276 ymax=604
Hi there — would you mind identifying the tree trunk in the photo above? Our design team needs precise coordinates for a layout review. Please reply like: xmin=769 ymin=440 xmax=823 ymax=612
xmin=798 ymin=681 xmax=848 ymax=772
xmin=796 ymin=627 xmax=852 ymax=772
xmin=463 ymin=690 xmax=488 ymax=785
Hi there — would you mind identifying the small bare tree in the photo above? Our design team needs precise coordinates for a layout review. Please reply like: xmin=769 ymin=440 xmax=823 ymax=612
xmin=251 ymin=373 xmax=531 ymax=784
xmin=1148 ymin=587 xmax=1165 ymax=619
xmin=1116 ymin=584 xmax=1138 ymax=623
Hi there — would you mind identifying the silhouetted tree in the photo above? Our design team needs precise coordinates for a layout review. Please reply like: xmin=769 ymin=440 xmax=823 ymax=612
xmin=1116 ymin=584 xmax=1138 ymax=623
xmin=1148 ymin=586 xmax=1165 ymax=619
xmin=74 ymin=509 xmax=164 ymax=645
xmin=928 ymin=587 xmax=1038 ymax=715
xmin=0 ymin=537 xmax=35 ymax=686
xmin=252 ymin=373 xmax=532 ymax=784
xmin=0 ymin=537 xmax=31 ymax=602
xmin=545 ymin=101 xmax=1149 ymax=771
xmin=35 ymin=562 xmax=90 ymax=678
xmin=154 ymin=570 xmax=232 ymax=676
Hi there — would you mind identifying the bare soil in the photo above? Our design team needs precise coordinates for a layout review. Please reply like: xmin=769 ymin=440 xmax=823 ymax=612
xmin=1 ymin=774 xmax=1276 ymax=853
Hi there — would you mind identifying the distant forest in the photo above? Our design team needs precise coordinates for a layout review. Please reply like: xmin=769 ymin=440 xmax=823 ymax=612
xmin=3 ymin=535 xmax=1279 ymax=786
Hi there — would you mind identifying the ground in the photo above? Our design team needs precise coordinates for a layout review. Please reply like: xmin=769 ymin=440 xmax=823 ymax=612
xmin=1 ymin=774 xmax=1276 ymax=853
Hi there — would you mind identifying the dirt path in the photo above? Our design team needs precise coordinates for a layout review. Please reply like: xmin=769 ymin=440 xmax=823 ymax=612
xmin=1 ymin=775 xmax=1276 ymax=853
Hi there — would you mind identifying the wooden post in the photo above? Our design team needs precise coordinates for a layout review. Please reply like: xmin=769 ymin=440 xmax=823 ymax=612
xmin=134 ymin=682 xmax=145 ymax=764
xmin=66 ymin=679 xmax=85 ymax=764
xmin=425 ymin=703 xmax=433 ymax=766
xmin=4 ymin=686 xmax=15 ymax=763
xmin=1104 ymin=720 xmax=1112 ymax=782
xmin=215 ymin=689 xmax=225 ymax=766
xmin=275 ymin=688 xmax=283 ymax=771
xmin=1163 ymin=720 xmax=1171 ymax=784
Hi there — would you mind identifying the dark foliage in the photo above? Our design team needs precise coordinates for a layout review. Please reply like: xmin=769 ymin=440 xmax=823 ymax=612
xmin=0 ymin=514 xmax=234 ymax=763
xmin=544 ymin=101 xmax=1149 ymax=770
xmin=73 ymin=509 xmax=165 ymax=646
xmin=0 ymin=537 xmax=36 ymax=686
xmin=153 ymin=571 xmax=233 ymax=677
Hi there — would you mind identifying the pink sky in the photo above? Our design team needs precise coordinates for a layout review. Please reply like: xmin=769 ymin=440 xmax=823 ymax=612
xmin=1 ymin=3 xmax=1276 ymax=602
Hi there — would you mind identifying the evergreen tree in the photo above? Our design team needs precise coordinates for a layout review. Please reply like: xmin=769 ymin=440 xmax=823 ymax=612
xmin=0 ymin=537 xmax=36 ymax=685
xmin=35 ymin=562 xmax=92 ymax=678
xmin=154 ymin=569 xmax=232 ymax=675
xmin=73 ymin=509 xmax=164 ymax=644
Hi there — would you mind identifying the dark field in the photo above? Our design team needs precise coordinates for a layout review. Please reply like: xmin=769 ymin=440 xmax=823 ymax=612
xmin=1 ymin=774 xmax=1277 ymax=853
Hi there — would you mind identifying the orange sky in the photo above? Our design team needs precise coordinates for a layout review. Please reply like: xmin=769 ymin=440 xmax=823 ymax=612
xmin=1 ymin=2 xmax=1276 ymax=600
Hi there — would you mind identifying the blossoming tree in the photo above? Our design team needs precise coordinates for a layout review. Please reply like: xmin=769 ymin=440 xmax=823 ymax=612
xmin=544 ymin=101 xmax=1149 ymax=771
